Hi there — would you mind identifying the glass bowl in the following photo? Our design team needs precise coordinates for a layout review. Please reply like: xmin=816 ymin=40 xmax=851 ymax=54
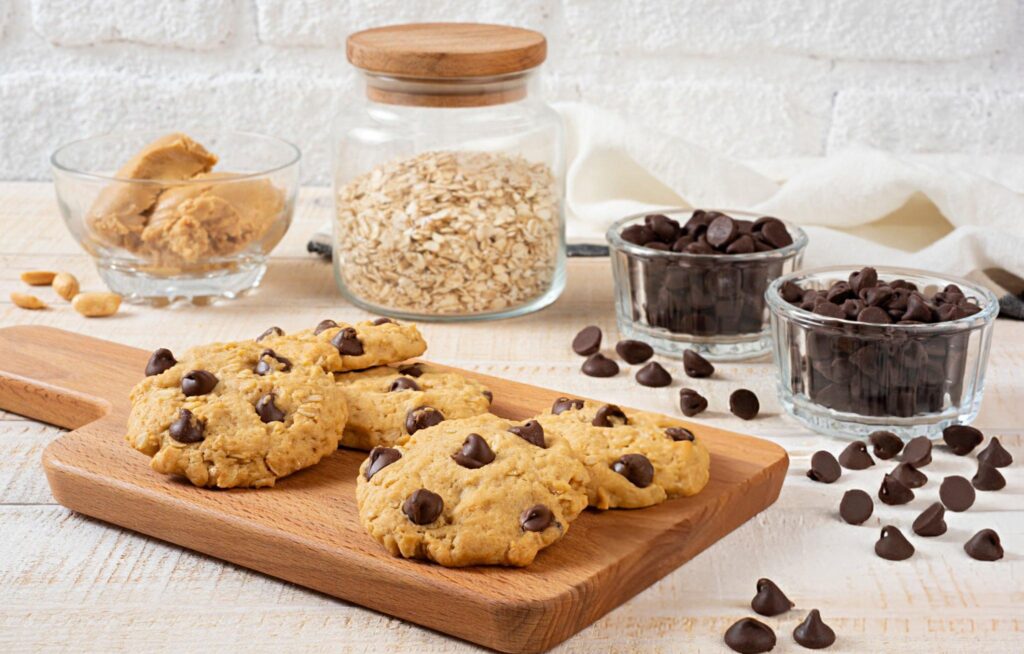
xmin=607 ymin=209 xmax=808 ymax=360
xmin=51 ymin=129 xmax=300 ymax=304
xmin=767 ymin=266 xmax=998 ymax=439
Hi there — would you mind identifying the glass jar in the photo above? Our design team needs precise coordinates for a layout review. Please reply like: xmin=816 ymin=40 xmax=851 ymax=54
xmin=333 ymin=23 xmax=566 ymax=321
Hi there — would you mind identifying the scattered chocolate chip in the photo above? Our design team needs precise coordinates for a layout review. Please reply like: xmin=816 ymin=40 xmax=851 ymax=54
xmin=878 ymin=473 xmax=914 ymax=505
xmin=508 ymin=420 xmax=546 ymax=448
xmin=365 ymin=447 xmax=401 ymax=480
xmin=331 ymin=327 xmax=364 ymax=356
xmin=581 ymin=353 xmax=619 ymax=377
xmin=679 ymin=388 xmax=708 ymax=417
xmin=615 ymin=339 xmax=654 ymax=364
xmin=912 ymin=502 xmax=947 ymax=537
xmin=371 ymin=317 xmax=393 ymax=325
xmin=168 ymin=408 xmax=204 ymax=444
xmin=451 ymin=433 xmax=496 ymax=469
xmin=255 ymin=393 xmax=285 ymax=423
xmin=977 ymin=437 xmax=1013 ymax=468
xmin=891 ymin=462 xmax=927 ymax=489
xmin=807 ymin=451 xmax=841 ymax=483
xmin=572 ymin=325 xmax=602 ymax=356
xmin=838 ymin=441 xmax=875 ymax=470
xmin=254 ymin=349 xmax=292 ymax=375
xmin=665 ymin=427 xmax=695 ymax=442
xmin=181 ymin=370 xmax=218 ymax=397
xmin=793 ymin=609 xmax=836 ymax=649
xmin=520 ymin=504 xmax=554 ymax=532
xmin=964 ymin=529 xmax=1004 ymax=561
xmin=724 ymin=617 xmax=776 ymax=654
xmin=612 ymin=453 xmax=654 ymax=488
xmin=313 ymin=319 xmax=338 ymax=335
xmin=839 ymin=489 xmax=873 ymax=525
xmin=398 ymin=364 xmax=424 ymax=378
xmin=729 ymin=389 xmax=760 ymax=420
xmin=868 ymin=430 xmax=903 ymax=460
xmin=683 ymin=349 xmax=715 ymax=378
xmin=402 ymin=489 xmax=443 ymax=525
xmin=942 ymin=424 xmax=984 ymax=456
xmin=636 ymin=361 xmax=672 ymax=387
xmin=592 ymin=404 xmax=628 ymax=427
xmin=972 ymin=461 xmax=1006 ymax=491
xmin=405 ymin=406 xmax=444 ymax=435
xmin=389 ymin=377 xmax=420 ymax=392
xmin=551 ymin=397 xmax=584 ymax=414
xmin=875 ymin=525 xmax=914 ymax=561
xmin=939 ymin=475 xmax=975 ymax=512
xmin=145 ymin=348 xmax=177 ymax=376
xmin=901 ymin=436 xmax=932 ymax=467
xmin=256 ymin=326 xmax=283 ymax=342
xmin=751 ymin=578 xmax=793 ymax=616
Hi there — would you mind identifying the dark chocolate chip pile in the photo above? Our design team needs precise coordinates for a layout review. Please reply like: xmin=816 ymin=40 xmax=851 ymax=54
xmin=621 ymin=211 xmax=793 ymax=256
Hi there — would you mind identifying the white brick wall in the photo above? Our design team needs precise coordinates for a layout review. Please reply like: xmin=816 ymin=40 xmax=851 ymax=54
xmin=0 ymin=0 xmax=1021 ymax=182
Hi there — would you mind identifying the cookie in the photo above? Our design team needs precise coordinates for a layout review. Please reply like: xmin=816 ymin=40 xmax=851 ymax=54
xmin=127 ymin=340 xmax=347 ymax=488
xmin=537 ymin=399 xmax=711 ymax=509
xmin=259 ymin=318 xmax=426 ymax=373
xmin=356 ymin=414 xmax=590 ymax=567
xmin=334 ymin=363 xmax=492 ymax=450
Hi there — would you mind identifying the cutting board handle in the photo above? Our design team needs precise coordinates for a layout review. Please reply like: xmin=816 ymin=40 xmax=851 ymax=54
xmin=0 ymin=325 xmax=145 ymax=429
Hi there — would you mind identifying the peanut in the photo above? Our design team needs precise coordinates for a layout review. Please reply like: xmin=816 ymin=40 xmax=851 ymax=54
xmin=52 ymin=272 xmax=80 ymax=301
xmin=20 ymin=270 xmax=56 ymax=286
xmin=11 ymin=292 xmax=47 ymax=310
xmin=72 ymin=292 xmax=121 ymax=317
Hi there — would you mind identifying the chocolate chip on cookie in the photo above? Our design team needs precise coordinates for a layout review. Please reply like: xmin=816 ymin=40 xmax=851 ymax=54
xmin=181 ymin=370 xmax=218 ymax=396
xmin=520 ymin=504 xmax=555 ymax=532
xmin=313 ymin=319 xmax=338 ymax=335
xmin=398 ymin=363 xmax=424 ymax=378
xmin=592 ymin=404 xmax=628 ymax=427
xmin=551 ymin=397 xmax=584 ymax=414
xmin=452 ymin=433 xmax=496 ymax=469
xmin=406 ymin=406 xmax=444 ymax=435
xmin=331 ymin=327 xmax=365 ymax=356
xmin=402 ymin=488 xmax=444 ymax=525
xmin=665 ymin=427 xmax=695 ymax=442
xmin=365 ymin=447 xmax=401 ymax=480
xmin=256 ymin=326 xmax=284 ymax=342
xmin=168 ymin=408 xmax=204 ymax=444
xmin=371 ymin=317 xmax=394 ymax=325
xmin=254 ymin=349 xmax=292 ymax=375
xmin=482 ymin=390 xmax=493 ymax=404
xmin=509 ymin=420 xmax=546 ymax=448
xmin=145 ymin=348 xmax=177 ymax=377
xmin=388 ymin=377 xmax=420 ymax=392
xmin=255 ymin=393 xmax=286 ymax=423
xmin=612 ymin=453 xmax=655 ymax=488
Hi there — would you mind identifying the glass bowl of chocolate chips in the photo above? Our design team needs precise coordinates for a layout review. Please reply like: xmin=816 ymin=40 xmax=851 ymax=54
xmin=607 ymin=209 xmax=808 ymax=360
xmin=767 ymin=266 xmax=998 ymax=439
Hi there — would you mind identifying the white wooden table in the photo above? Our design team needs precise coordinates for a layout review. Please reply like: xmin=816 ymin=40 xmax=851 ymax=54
xmin=1 ymin=183 xmax=1021 ymax=653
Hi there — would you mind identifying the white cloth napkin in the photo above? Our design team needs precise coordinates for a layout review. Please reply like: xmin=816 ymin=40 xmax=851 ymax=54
xmin=558 ymin=102 xmax=1024 ymax=282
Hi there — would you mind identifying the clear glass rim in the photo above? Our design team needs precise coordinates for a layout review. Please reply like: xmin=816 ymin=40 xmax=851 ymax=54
xmin=50 ymin=129 xmax=302 ymax=185
xmin=605 ymin=208 xmax=809 ymax=262
xmin=766 ymin=264 xmax=1000 ymax=334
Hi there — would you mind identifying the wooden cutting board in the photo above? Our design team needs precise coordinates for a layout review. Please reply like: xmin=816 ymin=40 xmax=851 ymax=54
xmin=0 ymin=325 xmax=788 ymax=654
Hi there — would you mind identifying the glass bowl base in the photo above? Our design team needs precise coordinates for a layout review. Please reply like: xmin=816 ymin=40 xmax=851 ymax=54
xmin=616 ymin=318 xmax=771 ymax=361
xmin=97 ymin=260 xmax=267 ymax=306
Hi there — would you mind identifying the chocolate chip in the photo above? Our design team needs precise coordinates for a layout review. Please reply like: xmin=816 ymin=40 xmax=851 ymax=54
xmin=838 ymin=441 xmax=875 ymax=470
xmin=780 ymin=280 xmax=804 ymax=303
xmin=254 ymin=349 xmax=292 ymax=376
xmin=868 ymin=430 xmax=903 ymax=460
xmin=729 ymin=389 xmax=760 ymax=420
xmin=793 ymin=609 xmax=836 ymax=649
xmin=551 ymin=397 xmax=583 ymax=415
xmin=520 ymin=504 xmax=554 ymax=532
xmin=891 ymin=462 xmax=927 ymax=489
xmin=405 ymin=406 xmax=444 ymax=435
xmin=725 ymin=234 xmax=755 ymax=254
xmin=807 ymin=451 xmax=841 ymax=483
xmin=977 ymin=437 xmax=1013 ymax=468
xmin=620 ymin=223 xmax=655 ymax=246
xmin=939 ymin=475 xmax=975 ymax=512
xmin=879 ymin=473 xmax=914 ymax=505
xmin=145 ymin=348 xmax=177 ymax=376
xmin=581 ymin=353 xmax=619 ymax=377
xmin=371 ymin=317 xmax=393 ymax=325
xmin=857 ymin=305 xmax=891 ymax=324
xmin=365 ymin=447 xmax=401 ymax=480
xmin=255 ymin=393 xmax=285 ymax=423
xmin=313 ymin=319 xmax=338 ymax=335
xmin=912 ymin=502 xmax=947 ymax=537
xmin=612 ymin=454 xmax=654 ymax=488
xmin=942 ymin=424 xmax=983 ymax=456
xmin=572 ymin=325 xmax=602 ymax=356
xmin=256 ymin=326 xmax=283 ymax=342
xmin=683 ymin=349 xmax=715 ymax=378
xmin=331 ymin=327 xmax=364 ymax=356
xmin=449 ymin=432 xmax=496 ymax=469
xmin=665 ymin=427 xmax=695 ymax=442
xmin=750 ymin=578 xmax=793 ymax=616
xmin=398 ymin=364 xmax=424 ymax=378
xmin=508 ymin=420 xmax=546 ymax=448
xmin=813 ymin=301 xmax=846 ymax=319
xmin=168 ymin=408 xmax=204 ymax=443
xmin=901 ymin=436 xmax=932 ymax=467
xmin=839 ymin=489 xmax=873 ymax=525
xmin=679 ymin=388 xmax=708 ymax=417
xmin=636 ymin=362 xmax=672 ymax=387
xmin=964 ymin=529 xmax=1004 ymax=561
xmin=724 ymin=617 xmax=776 ymax=654
xmin=615 ymin=339 xmax=654 ymax=364
xmin=181 ymin=370 xmax=218 ymax=397
xmin=402 ymin=489 xmax=443 ymax=525
xmin=645 ymin=213 xmax=681 ymax=242
xmin=848 ymin=267 xmax=878 ymax=294
xmin=706 ymin=214 xmax=737 ymax=248
xmin=389 ymin=377 xmax=420 ymax=392
xmin=760 ymin=219 xmax=793 ymax=248
xmin=592 ymin=404 xmax=628 ymax=427
xmin=482 ymin=389 xmax=493 ymax=404
xmin=875 ymin=525 xmax=914 ymax=561
xmin=972 ymin=461 xmax=1006 ymax=491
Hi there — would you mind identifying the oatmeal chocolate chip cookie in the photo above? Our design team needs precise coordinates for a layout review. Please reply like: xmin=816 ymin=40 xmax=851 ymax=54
xmin=260 ymin=319 xmax=426 ymax=373
xmin=356 ymin=413 xmax=589 ymax=567
xmin=537 ymin=399 xmax=711 ymax=510
xmin=127 ymin=340 xmax=347 ymax=488
xmin=334 ymin=363 xmax=492 ymax=450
